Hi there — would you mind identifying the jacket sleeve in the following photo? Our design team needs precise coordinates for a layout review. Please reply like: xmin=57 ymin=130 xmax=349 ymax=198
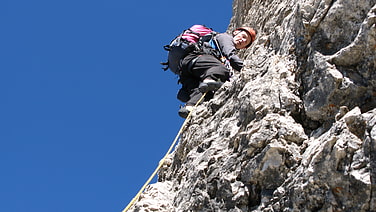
xmin=215 ymin=33 xmax=244 ymax=72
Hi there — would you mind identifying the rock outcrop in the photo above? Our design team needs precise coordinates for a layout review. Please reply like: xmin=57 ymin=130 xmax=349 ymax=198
xmin=128 ymin=0 xmax=376 ymax=211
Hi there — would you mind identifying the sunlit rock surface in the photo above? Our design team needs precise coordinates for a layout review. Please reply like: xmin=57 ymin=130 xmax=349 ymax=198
xmin=128 ymin=0 xmax=376 ymax=211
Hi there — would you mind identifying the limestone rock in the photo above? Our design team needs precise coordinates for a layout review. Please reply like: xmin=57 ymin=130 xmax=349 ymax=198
xmin=127 ymin=0 xmax=376 ymax=211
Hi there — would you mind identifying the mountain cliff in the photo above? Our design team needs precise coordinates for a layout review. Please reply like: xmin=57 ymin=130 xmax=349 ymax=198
xmin=128 ymin=0 xmax=376 ymax=211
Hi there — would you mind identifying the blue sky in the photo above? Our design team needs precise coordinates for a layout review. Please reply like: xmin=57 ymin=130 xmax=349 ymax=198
xmin=0 ymin=1 xmax=232 ymax=211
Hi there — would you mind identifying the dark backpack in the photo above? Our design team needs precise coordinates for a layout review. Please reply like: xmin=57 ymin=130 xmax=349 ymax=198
xmin=161 ymin=25 xmax=217 ymax=75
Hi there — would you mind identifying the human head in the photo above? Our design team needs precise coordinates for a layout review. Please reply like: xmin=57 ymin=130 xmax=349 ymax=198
xmin=232 ymin=27 xmax=257 ymax=49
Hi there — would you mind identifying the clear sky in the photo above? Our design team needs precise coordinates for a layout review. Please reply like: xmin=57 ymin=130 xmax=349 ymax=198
xmin=0 ymin=1 xmax=232 ymax=211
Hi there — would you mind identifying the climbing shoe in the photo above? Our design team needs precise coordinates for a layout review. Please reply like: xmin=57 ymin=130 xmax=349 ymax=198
xmin=178 ymin=105 xmax=194 ymax=119
xmin=198 ymin=80 xmax=223 ymax=93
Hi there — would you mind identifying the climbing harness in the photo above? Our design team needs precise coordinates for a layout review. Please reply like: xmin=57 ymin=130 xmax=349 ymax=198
xmin=122 ymin=92 xmax=207 ymax=212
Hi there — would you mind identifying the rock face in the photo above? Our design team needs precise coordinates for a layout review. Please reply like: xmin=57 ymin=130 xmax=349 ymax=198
xmin=128 ymin=0 xmax=376 ymax=211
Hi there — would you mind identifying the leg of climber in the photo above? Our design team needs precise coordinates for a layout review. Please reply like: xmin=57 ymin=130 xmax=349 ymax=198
xmin=188 ymin=55 xmax=230 ymax=93
xmin=177 ymin=75 xmax=201 ymax=118
xmin=177 ymin=54 xmax=230 ymax=118
xmin=178 ymin=87 xmax=203 ymax=118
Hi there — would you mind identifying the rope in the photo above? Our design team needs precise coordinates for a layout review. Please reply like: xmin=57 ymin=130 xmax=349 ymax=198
xmin=122 ymin=92 xmax=207 ymax=212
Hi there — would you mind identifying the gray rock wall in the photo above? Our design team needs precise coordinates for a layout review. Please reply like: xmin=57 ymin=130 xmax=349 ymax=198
xmin=128 ymin=0 xmax=376 ymax=211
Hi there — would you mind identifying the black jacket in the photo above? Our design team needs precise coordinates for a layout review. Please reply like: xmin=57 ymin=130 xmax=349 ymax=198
xmin=214 ymin=33 xmax=244 ymax=71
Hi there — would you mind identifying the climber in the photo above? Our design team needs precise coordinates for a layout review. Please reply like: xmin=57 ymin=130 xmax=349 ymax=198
xmin=177 ymin=27 xmax=257 ymax=118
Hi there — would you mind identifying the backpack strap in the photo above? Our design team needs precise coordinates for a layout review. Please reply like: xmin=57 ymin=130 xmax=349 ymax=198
xmin=160 ymin=61 xmax=169 ymax=71
xmin=163 ymin=45 xmax=171 ymax=51
xmin=211 ymin=36 xmax=232 ymax=70
xmin=197 ymin=33 xmax=223 ymax=60
xmin=211 ymin=37 xmax=224 ymax=58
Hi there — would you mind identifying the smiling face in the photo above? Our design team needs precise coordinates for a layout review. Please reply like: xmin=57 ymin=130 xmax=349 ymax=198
xmin=233 ymin=30 xmax=252 ymax=49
